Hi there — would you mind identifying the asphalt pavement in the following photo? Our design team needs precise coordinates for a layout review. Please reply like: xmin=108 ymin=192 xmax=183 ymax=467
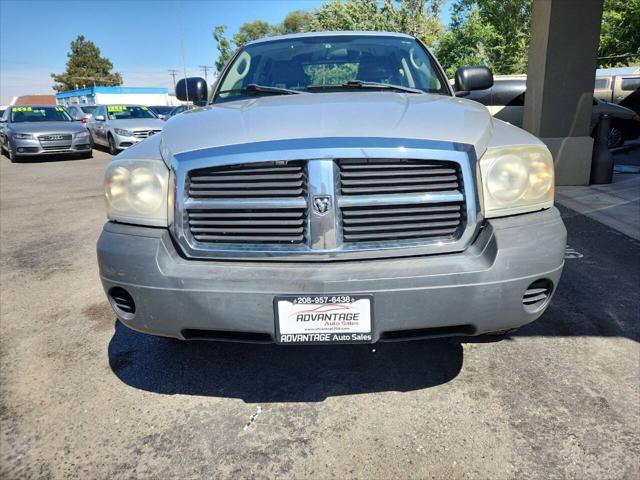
xmin=0 ymin=148 xmax=638 ymax=479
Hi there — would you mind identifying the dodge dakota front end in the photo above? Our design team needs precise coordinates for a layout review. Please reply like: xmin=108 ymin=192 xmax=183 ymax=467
xmin=97 ymin=32 xmax=566 ymax=345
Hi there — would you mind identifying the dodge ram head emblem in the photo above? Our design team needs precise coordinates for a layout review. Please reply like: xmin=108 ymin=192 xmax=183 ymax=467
xmin=313 ymin=196 xmax=331 ymax=215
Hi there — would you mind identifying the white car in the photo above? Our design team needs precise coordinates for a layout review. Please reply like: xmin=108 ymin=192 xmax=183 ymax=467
xmin=87 ymin=104 xmax=164 ymax=154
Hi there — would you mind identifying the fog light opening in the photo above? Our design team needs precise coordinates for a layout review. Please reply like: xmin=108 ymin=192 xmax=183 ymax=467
xmin=522 ymin=279 xmax=553 ymax=312
xmin=108 ymin=287 xmax=136 ymax=317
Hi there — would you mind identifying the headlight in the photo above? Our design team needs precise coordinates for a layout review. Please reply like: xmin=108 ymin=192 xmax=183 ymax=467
xmin=104 ymin=158 xmax=169 ymax=226
xmin=75 ymin=130 xmax=90 ymax=139
xmin=13 ymin=133 xmax=34 ymax=140
xmin=114 ymin=128 xmax=133 ymax=137
xmin=479 ymin=145 xmax=554 ymax=218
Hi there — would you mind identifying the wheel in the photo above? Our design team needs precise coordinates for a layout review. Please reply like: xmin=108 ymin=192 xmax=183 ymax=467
xmin=108 ymin=134 xmax=118 ymax=156
xmin=607 ymin=125 xmax=625 ymax=149
xmin=6 ymin=142 xmax=16 ymax=163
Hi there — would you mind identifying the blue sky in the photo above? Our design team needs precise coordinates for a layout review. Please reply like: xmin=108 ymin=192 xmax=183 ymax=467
xmin=0 ymin=0 xmax=453 ymax=104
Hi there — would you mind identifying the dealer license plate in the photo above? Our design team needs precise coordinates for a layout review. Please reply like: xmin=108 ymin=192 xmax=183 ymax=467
xmin=274 ymin=295 xmax=374 ymax=344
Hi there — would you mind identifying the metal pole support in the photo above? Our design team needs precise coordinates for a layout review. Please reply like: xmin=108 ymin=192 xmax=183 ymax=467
xmin=590 ymin=113 xmax=614 ymax=184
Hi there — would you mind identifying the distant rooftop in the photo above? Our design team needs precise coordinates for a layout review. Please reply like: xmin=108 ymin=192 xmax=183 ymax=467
xmin=14 ymin=94 xmax=56 ymax=105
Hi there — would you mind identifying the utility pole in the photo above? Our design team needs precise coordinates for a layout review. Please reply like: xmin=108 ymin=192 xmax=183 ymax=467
xmin=168 ymin=69 xmax=178 ymax=93
xmin=199 ymin=65 xmax=212 ymax=83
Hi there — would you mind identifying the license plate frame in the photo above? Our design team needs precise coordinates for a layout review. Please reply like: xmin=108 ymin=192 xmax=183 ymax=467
xmin=274 ymin=294 xmax=374 ymax=345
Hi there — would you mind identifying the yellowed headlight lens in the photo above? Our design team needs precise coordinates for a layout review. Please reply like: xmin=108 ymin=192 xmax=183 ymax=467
xmin=479 ymin=146 xmax=554 ymax=218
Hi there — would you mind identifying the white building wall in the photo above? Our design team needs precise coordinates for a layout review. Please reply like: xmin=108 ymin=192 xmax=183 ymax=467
xmin=93 ymin=92 xmax=182 ymax=106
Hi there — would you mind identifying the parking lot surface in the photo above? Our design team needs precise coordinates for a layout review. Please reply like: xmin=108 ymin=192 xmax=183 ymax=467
xmin=1 ymin=149 xmax=639 ymax=479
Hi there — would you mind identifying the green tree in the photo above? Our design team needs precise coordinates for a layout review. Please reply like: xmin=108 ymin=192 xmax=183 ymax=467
xmin=598 ymin=0 xmax=640 ymax=67
xmin=435 ymin=3 xmax=497 ymax=78
xmin=435 ymin=0 xmax=530 ymax=77
xmin=212 ymin=1 xmax=445 ymax=71
xmin=213 ymin=26 xmax=233 ymax=71
xmin=280 ymin=10 xmax=314 ymax=34
xmin=51 ymin=35 xmax=122 ymax=92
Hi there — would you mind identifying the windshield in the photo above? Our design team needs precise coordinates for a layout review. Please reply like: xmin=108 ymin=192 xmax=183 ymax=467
xmin=10 ymin=106 xmax=72 ymax=122
xmin=80 ymin=105 xmax=98 ymax=114
xmin=216 ymin=35 xmax=449 ymax=103
xmin=149 ymin=106 xmax=173 ymax=114
xmin=106 ymin=105 xmax=157 ymax=120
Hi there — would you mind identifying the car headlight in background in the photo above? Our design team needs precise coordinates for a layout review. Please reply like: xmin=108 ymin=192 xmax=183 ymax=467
xmin=75 ymin=130 xmax=90 ymax=139
xmin=12 ymin=133 xmax=34 ymax=140
xmin=104 ymin=158 xmax=169 ymax=226
xmin=478 ymin=145 xmax=554 ymax=218
xmin=114 ymin=128 xmax=134 ymax=137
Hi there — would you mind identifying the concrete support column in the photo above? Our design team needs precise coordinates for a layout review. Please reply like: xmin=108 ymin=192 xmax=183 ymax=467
xmin=523 ymin=0 xmax=604 ymax=185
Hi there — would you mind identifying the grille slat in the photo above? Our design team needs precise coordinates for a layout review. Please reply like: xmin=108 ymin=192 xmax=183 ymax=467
xmin=190 ymin=219 xmax=303 ymax=226
xmin=194 ymin=234 xmax=305 ymax=242
xmin=341 ymin=182 xmax=459 ymax=195
xmin=343 ymin=227 xmax=459 ymax=242
xmin=343 ymin=213 xmax=461 ymax=225
xmin=342 ymin=204 xmax=461 ymax=217
xmin=522 ymin=280 xmax=553 ymax=309
xmin=186 ymin=161 xmax=307 ymax=245
xmin=341 ymin=167 xmax=456 ymax=177
xmin=189 ymin=210 xmax=304 ymax=219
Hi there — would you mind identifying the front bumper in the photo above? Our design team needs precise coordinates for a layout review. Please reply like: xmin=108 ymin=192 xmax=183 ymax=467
xmin=13 ymin=137 xmax=91 ymax=156
xmin=113 ymin=133 xmax=142 ymax=150
xmin=97 ymin=207 xmax=566 ymax=342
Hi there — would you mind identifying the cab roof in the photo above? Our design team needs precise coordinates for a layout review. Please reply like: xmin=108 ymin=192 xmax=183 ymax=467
xmin=245 ymin=30 xmax=415 ymax=46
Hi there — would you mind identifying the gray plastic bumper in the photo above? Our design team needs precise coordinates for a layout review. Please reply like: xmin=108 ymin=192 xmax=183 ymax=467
xmin=97 ymin=207 xmax=566 ymax=342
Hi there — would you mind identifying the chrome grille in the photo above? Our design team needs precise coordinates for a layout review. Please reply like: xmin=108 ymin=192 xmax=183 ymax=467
xmin=338 ymin=159 xmax=466 ymax=243
xmin=185 ymin=161 xmax=307 ymax=244
xmin=133 ymin=130 xmax=161 ymax=139
xmin=38 ymin=134 xmax=72 ymax=141
xmin=173 ymin=138 xmax=480 ymax=260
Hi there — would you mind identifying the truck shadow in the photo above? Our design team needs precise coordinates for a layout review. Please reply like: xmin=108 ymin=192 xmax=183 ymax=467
xmin=107 ymin=323 xmax=463 ymax=403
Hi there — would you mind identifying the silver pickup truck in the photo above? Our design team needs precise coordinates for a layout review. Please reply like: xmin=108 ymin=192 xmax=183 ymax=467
xmin=97 ymin=31 xmax=566 ymax=345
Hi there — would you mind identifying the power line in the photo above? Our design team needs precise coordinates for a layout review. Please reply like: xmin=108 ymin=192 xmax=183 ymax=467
xmin=168 ymin=69 xmax=179 ymax=93
xmin=199 ymin=65 xmax=213 ymax=83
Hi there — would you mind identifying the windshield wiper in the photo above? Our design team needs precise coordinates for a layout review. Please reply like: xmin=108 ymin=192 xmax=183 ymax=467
xmin=307 ymin=80 xmax=424 ymax=94
xmin=218 ymin=84 xmax=305 ymax=97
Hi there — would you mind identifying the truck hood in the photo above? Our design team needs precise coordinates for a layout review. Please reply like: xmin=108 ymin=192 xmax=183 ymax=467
xmin=8 ymin=121 xmax=87 ymax=134
xmin=162 ymin=92 xmax=494 ymax=157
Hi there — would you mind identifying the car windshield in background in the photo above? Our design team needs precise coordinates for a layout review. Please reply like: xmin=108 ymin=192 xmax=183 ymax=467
xmin=216 ymin=35 xmax=449 ymax=102
xmin=106 ymin=105 xmax=157 ymax=120
xmin=10 ymin=106 xmax=72 ymax=122
xmin=149 ymin=106 xmax=173 ymax=115
xmin=80 ymin=106 xmax=99 ymax=114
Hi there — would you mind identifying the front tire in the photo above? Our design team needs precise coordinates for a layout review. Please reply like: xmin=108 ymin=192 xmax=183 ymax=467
xmin=6 ymin=142 xmax=16 ymax=163
xmin=108 ymin=134 xmax=118 ymax=156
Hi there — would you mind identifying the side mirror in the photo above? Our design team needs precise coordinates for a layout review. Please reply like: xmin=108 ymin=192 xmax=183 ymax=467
xmin=95 ymin=115 xmax=105 ymax=122
xmin=454 ymin=66 xmax=493 ymax=97
xmin=176 ymin=77 xmax=208 ymax=104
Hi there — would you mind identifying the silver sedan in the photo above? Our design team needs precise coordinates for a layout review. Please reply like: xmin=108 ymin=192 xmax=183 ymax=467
xmin=0 ymin=105 xmax=92 ymax=162
xmin=87 ymin=104 xmax=164 ymax=155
